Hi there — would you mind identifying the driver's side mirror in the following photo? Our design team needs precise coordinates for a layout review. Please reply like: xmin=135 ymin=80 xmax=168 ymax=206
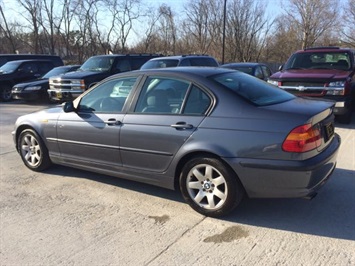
xmin=63 ymin=101 xmax=76 ymax=113
xmin=278 ymin=64 xmax=284 ymax=71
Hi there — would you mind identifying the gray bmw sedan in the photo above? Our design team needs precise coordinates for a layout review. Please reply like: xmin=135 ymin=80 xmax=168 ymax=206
xmin=12 ymin=67 xmax=340 ymax=217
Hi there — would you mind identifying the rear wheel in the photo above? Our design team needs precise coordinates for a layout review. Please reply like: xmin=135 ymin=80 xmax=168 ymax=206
xmin=18 ymin=129 xmax=52 ymax=171
xmin=0 ymin=84 xmax=12 ymax=102
xmin=179 ymin=156 xmax=244 ymax=217
xmin=336 ymin=110 xmax=352 ymax=124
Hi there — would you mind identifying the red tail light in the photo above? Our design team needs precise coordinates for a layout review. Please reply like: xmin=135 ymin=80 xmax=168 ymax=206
xmin=282 ymin=124 xmax=322 ymax=152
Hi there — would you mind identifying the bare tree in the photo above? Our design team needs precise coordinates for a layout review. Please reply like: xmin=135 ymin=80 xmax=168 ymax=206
xmin=282 ymin=0 xmax=339 ymax=49
xmin=135 ymin=6 xmax=162 ymax=53
xmin=183 ymin=0 xmax=214 ymax=54
xmin=157 ymin=4 xmax=177 ymax=55
xmin=341 ymin=0 xmax=355 ymax=47
xmin=16 ymin=0 xmax=43 ymax=53
xmin=226 ymin=0 xmax=272 ymax=62
xmin=0 ymin=3 xmax=18 ymax=53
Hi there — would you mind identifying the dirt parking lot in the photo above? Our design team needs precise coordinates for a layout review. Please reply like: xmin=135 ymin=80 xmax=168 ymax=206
xmin=1 ymin=101 xmax=354 ymax=266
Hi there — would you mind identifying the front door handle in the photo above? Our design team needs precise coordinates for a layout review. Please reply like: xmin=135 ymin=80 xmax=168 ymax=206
xmin=104 ymin=118 xmax=121 ymax=126
xmin=171 ymin=122 xmax=193 ymax=130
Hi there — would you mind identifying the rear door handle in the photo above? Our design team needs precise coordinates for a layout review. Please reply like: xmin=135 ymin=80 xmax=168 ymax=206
xmin=171 ymin=122 xmax=193 ymax=130
xmin=104 ymin=118 xmax=121 ymax=126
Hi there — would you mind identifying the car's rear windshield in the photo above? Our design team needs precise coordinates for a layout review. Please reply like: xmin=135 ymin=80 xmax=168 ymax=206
xmin=141 ymin=59 xmax=179 ymax=69
xmin=210 ymin=71 xmax=295 ymax=106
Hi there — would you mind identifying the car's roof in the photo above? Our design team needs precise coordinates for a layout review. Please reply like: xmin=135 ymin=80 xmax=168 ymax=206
xmin=89 ymin=54 xmax=163 ymax=58
xmin=1 ymin=59 xmax=55 ymax=66
xmin=295 ymin=47 xmax=355 ymax=53
xmin=148 ymin=55 xmax=215 ymax=61
xmin=131 ymin=66 xmax=233 ymax=77
xmin=55 ymin=65 xmax=81 ymax=69
xmin=222 ymin=62 xmax=265 ymax=67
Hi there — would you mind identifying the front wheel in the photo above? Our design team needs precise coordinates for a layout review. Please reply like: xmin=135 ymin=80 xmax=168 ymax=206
xmin=18 ymin=129 xmax=52 ymax=171
xmin=0 ymin=84 xmax=13 ymax=102
xmin=179 ymin=156 xmax=244 ymax=217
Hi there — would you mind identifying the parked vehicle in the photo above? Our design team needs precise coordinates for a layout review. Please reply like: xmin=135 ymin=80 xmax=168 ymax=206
xmin=48 ymin=54 xmax=162 ymax=102
xmin=0 ymin=59 xmax=63 ymax=101
xmin=140 ymin=55 xmax=219 ymax=69
xmin=0 ymin=54 xmax=63 ymax=68
xmin=13 ymin=67 xmax=340 ymax=217
xmin=12 ymin=65 xmax=81 ymax=102
xmin=221 ymin=62 xmax=273 ymax=81
xmin=268 ymin=46 xmax=355 ymax=124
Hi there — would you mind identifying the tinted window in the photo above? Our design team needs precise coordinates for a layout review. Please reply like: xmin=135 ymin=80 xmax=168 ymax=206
xmin=79 ymin=77 xmax=137 ymax=113
xmin=135 ymin=77 xmax=190 ymax=114
xmin=210 ymin=71 xmax=295 ymax=106
xmin=141 ymin=59 xmax=179 ymax=69
xmin=261 ymin=65 xmax=272 ymax=78
xmin=131 ymin=58 xmax=150 ymax=70
xmin=116 ymin=59 xmax=131 ymax=72
xmin=189 ymin=58 xmax=218 ymax=67
xmin=183 ymin=85 xmax=211 ymax=115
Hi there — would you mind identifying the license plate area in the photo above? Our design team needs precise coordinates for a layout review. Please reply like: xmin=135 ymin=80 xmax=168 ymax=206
xmin=324 ymin=122 xmax=334 ymax=142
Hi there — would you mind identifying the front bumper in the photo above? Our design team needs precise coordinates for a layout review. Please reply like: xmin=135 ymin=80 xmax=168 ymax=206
xmin=12 ymin=90 xmax=43 ymax=101
xmin=47 ymin=89 xmax=84 ymax=102
xmin=224 ymin=133 xmax=341 ymax=199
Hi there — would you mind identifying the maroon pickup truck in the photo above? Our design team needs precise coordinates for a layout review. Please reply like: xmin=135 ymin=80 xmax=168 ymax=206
xmin=268 ymin=47 xmax=355 ymax=124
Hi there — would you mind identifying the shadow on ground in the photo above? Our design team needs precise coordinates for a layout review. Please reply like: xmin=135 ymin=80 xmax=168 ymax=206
xmin=46 ymin=164 xmax=355 ymax=241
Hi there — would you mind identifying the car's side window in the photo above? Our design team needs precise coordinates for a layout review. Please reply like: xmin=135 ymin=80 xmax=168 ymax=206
xmin=78 ymin=77 xmax=137 ymax=113
xmin=261 ymin=65 xmax=271 ymax=78
xmin=116 ymin=59 xmax=131 ymax=72
xmin=254 ymin=66 xmax=264 ymax=79
xmin=21 ymin=63 xmax=38 ymax=73
xmin=135 ymin=77 xmax=190 ymax=114
xmin=183 ymin=85 xmax=211 ymax=115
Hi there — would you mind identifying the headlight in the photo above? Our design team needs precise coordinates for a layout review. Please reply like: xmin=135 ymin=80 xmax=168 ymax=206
xmin=24 ymin=86 xmax=42 ymax=91
xmin=267 ymin=79 xmax=279 ymax=86
xmin=326 ymin=88 xmax=344 ymax=95
xmin=72 ymin=79 xmax=85 ymax=89
xmin=328 ymin=81 xmax=345 ymax=87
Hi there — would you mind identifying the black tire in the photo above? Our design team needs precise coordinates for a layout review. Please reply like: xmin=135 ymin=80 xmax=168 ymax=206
xmin=336 ymin=110 xmax=352 ymax=124
xmin=18 ymin=129 xmax=52 ymax=171
xmin=0 ymin=84 xmax=13 ymax=102
xmin=179 ymin=156 xmax=244 ymax=217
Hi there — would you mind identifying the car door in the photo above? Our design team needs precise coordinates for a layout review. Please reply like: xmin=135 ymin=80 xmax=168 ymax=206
xmin=56 ymin=76 xmax=138 ymax=168
xmin=120 ymin=76 xmax=212 ymax=172
xmin=15 ymin=62 xmax=41 ymax=84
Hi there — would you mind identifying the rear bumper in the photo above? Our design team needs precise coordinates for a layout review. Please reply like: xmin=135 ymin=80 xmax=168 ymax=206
xmin=224 ymin=133 xmax=341 ymax=198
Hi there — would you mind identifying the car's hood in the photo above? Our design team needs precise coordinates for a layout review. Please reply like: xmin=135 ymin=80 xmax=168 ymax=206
xmin=0 ymin=73 xmax=12 ymax=79
xmin=14 ymin=79 xmax=48 ymax=88
xmin=58 ymin=71 xmax=109 ymax=79
xmin=271 ymin=69 xmax=350 ymax=80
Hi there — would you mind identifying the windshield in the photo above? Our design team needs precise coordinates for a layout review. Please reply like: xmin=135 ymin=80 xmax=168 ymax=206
xmin=141 ymin=59 xmax=179 ymax=69
xmin=210 ymin=71 xmax=295 ymax=106
xmin=0 ymin=61 xmax=21 ymax=74
xmin=42 ymin=67 xmax=70 ymax=78
xmin=285 ymin=52 xmax=351 ymax=71
xmin=80 ymin=56 xmax=114 ymax=72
